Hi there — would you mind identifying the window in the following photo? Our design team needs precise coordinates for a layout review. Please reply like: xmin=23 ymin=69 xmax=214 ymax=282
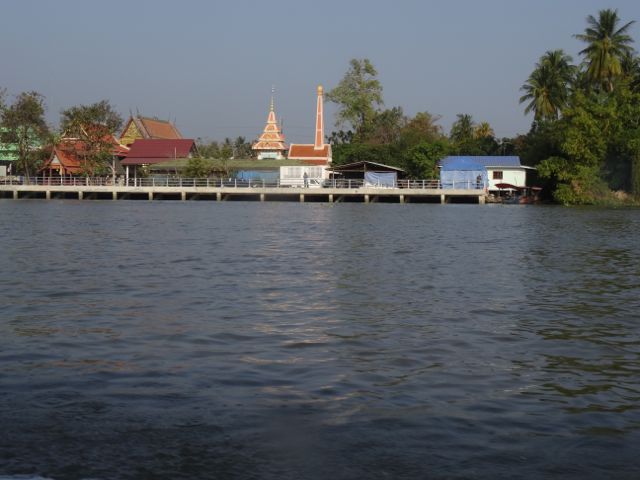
xmin=492 ymin=171 xmax=503 ymax=180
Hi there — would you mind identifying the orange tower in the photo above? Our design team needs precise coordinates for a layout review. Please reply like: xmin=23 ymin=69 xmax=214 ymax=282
xmin=288 ymin=85 xmax=332 ymax=165
xmin=252 ymin=87 xmax=287 ymax=160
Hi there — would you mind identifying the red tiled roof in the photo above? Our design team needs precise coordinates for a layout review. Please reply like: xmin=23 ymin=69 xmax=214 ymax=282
xmin=40 ymin=136 xmax=129 ymax=174
xmin=121 ymin=139 xmax=196 ymax=165
xmin=288 ymin=144 xmax=331 ymax=163
xmin=138 ymin=117 xmax=183 ymax=139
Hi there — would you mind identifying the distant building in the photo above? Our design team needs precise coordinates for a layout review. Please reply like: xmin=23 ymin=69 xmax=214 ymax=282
xmin=0 ymin=127 xmax=43 ymax=176
xmin=121 ymin=139 xmax=197 ymax=180
xmin=40 ymin=134 xmax=129 ymax=176
xmin=119 ymin=115 xmax=183 ymax=146
xmin=252 ymin=90 xmax=287 ymax=160
xmin=287 ymin=85 xmax=332 ymax=165
xmin=327 ymin=161 xmax=405 ymax=187
xmin=440 ymin=156 xmax=534 ymax=191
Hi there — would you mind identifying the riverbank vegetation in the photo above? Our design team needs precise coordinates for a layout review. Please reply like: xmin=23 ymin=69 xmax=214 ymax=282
xmin=325 ymin=9 xmax=640 ymax=205
xmin=1 ymin=8 xmax=638 ymax=204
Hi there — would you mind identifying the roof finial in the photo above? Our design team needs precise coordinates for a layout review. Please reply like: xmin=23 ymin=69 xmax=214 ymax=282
xmin=270 ymin=85 xmax=275 ymax=112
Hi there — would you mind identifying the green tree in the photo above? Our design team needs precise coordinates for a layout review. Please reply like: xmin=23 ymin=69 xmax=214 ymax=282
xmin=60 ymin=100 xmax=123 ymax=177
xmin=402 ymin=140 xmax=448 ymax=179
xmin=449 ymin=114 xmax=475 ymax=143
xmin=220 ymin=140 xmax=233 ymax=177
xmin=0 ymin=91 xmax=49 ymax=178
xmin=327 ymin=129 xmax=354 ymax=145
xmin=196 ymin=138 xmax=220 ymax=158
xmin=184 ymin=156 xmax=212 ymax=178
xmin=537 ymin=86 xmax=640 ymax=203
xmin=326 ymin=58 xmax=383 ymax=141
xmin=400 ymin=111 xmax=444 ymax=146
xmin=474 ymin=121 xmax=495 ymax=139
xmin=621 ymin=51 xmax=640 ymax=93
xmin=520 ymin=50 xmax=575 ymax=121
xmin=233 ymin=136 xmax=252 ymax=158
xmin=574 ymin=9 xmax=636 ymax=91
xmin=369 ymin=107 xmax=406 ymax=144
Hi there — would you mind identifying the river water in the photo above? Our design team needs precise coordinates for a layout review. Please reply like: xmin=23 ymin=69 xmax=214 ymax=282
xmin=0 ymin=200 xmax=639 ymax=479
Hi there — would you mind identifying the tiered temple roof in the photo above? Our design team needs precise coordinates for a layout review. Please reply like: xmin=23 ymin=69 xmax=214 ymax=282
xmin=252 ymin=91 xmax=287 ymax=160
xmin=119 ymin=116 xmax=183 ymax=146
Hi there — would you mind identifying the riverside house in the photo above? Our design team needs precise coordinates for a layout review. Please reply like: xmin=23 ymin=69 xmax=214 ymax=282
xmin=440 ymin=156 xmax=534 ymax=192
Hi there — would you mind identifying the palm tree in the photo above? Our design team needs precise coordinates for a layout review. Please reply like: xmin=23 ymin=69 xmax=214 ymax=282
xmin=449 ymin=114 xmax=475 ymax=143
xmin=474 ymin=122 xmax=494 ymax=139
xmin=520 ymin=50 xmax=575 ymax=121
xmin=621 ymin=51 xmax=640 ymax=92
xmin=574 ymin=9 xmax=636 ymax=91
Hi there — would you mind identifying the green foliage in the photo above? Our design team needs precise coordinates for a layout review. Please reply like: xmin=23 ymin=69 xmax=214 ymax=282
xmin=574 ymin=9 xmax=636 ymax=91
xmin=331 ymin=143 xmax=398 ymax=167
xmin=402 ymin=140 xmax=449 ymax=179
xmin=368 ymin=107 xmax=406 ymax=144
xmin=196 ymin=139 xmax=220 ymax=158
xmin=520 ymin=50 xmax=575 ymax=121
xmin=449 ymin=114 xmax=475 ymax=143
xmin=448 ymin=114 xmax=500 ymax=155
xmin=326 ymin=58 xmax=383 ymax=140
xmin=400 ymin=111 xmax=444 ymax=146
xmin=60 ymin=100 xmax=123 ymax=176
xmin=0 ymin=91 xmax=49 ymax=177
xmin=184 ymin=156 xmax=213 ymax=178
xmin=560 ymin=91 xmax=610 ymax=168
xmin=236 ymin=136 xmax=253 ymax=158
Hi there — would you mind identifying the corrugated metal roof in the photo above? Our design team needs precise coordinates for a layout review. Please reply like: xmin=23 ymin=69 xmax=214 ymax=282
xmin=441 ymin=156 xmax=522 ymax=168
xmin=122 ymin=139 xmax=196 ymax=165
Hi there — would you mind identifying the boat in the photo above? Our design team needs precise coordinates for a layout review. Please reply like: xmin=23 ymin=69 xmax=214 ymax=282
xmin=494 ymin=183 xmax=542 ymax=204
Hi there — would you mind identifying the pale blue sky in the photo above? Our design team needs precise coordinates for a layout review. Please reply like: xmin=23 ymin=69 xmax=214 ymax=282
xmin=1 ymin=0 xmax=639 ymax=142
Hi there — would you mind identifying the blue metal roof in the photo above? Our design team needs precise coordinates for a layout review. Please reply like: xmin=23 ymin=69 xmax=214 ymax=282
xmin=441 ymin=156 xmax=522 ymax=168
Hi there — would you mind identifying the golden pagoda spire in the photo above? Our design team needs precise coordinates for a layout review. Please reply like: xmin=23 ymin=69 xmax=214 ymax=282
xmin=270 ymin=85 xmax=275 ymax=112
xmin=252 ymin=86 xmax=287 ymax=160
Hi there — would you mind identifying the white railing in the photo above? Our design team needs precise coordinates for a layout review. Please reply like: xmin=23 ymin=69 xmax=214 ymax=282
xmin=0 ymin=176 xmax=486 ymax=190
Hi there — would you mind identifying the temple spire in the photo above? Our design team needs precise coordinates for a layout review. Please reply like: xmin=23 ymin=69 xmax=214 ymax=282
xmin=270 ymin=85 xmax=275 ymax=112
xmin=252 ymin=86 xmax=287 ymax=160
xmin=314 ymin=85 xmax=324 ymax=150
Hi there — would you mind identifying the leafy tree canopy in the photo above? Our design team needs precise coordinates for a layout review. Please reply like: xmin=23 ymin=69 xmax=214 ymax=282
xmin=59 ymin=100 xmax=123 ymax=176
xmin=0 ymin=91 xmax=49 ymax=177
xmin=326 ymin=58 xmax=383 ymax=141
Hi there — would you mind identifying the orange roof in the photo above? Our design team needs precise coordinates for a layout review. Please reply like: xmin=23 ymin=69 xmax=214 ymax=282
xmin=120 ymin=116 xmax=183 ymax=141
xmin=288 ymin=144 xmax=332 ymax=164
xmin=252 ymin=102 xmax=287 ymax=152
xmin=40 ymin=136 xmax=129 ymax=174
xmin=138 ymin=117 xmax=182 ymax=139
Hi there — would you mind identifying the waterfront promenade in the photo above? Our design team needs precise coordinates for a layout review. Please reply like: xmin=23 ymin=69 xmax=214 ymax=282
xmin=0 ymin=177 xmax=487 ymax=204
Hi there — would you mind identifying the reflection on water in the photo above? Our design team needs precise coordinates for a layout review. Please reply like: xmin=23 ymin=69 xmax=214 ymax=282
xmin=0 ymin=201 xmax=639 ymax=479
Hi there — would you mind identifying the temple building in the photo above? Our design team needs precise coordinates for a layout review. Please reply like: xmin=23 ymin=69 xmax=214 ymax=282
xmin=119 ymin=115 xmax=183 ymax=147
xmin=288 ymin=85 xmax=332 ymax=165
xmin=251 ymin=90 xmax=287 ymax=160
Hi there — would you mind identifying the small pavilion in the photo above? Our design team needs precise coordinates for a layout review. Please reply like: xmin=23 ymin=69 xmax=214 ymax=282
xmin=251 ymin=89 xmax=287 ymax=160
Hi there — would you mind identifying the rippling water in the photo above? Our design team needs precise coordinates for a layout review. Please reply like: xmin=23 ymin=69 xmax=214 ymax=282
xmin=1 ymin=200 xmax=639 ymax=479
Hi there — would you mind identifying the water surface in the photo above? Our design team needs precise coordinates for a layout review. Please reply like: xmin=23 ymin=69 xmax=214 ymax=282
xmin=1 ymin=201 xmax=639 ymax=479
